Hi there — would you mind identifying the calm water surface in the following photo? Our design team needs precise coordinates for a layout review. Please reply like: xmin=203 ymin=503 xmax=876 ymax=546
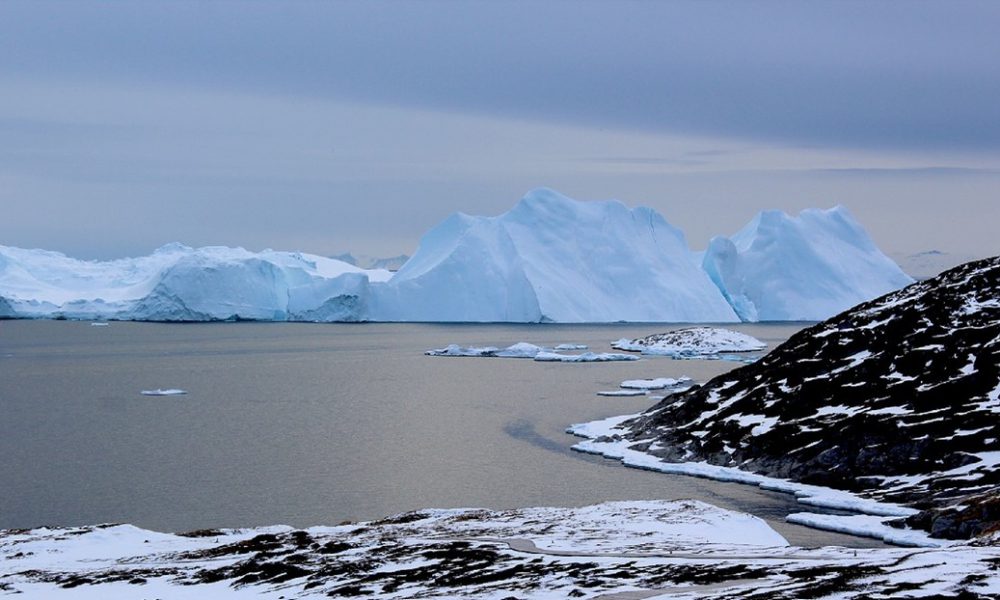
xmin=0 ymin=321 xmax=884 ymax=547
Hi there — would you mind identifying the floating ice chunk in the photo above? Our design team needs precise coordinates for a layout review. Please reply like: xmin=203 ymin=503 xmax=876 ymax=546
xmin=424 ymin=344 xmax=500 ymax=357
xmin=597 ymin=389 xmax=648 ymax=397
xmin=554 ymin=343 xmax=588 ymax=350
xmin=620 ymin=377 xmax=692 ymax=390
xmin=140 ymin=389 xmax=187 ymax=396
xmin=495 ymin=342 xmax=546 ymax=358
xmin=613 ymin=327 xmax=766 ymax=359
xmin=534 ymin=351 xmax=639 ymax=363
xmin=89 ymin=322 xmax=110 ymax=327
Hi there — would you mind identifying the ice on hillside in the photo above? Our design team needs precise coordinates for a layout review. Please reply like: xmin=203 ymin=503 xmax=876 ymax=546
xmin=566 ymin=414 xmax=933 ymax=546
xmin=619 ymin=376 xmax=693 ymax=390
xmin=613 ymin=327 xmax=766 ymax=359
xmin=370 ymin=188 xmax=739 ymax=323
xmin=140 ymin=389 xmax=187 ymax=396
xmin=701 ymin=206 xmax=914 ymax=321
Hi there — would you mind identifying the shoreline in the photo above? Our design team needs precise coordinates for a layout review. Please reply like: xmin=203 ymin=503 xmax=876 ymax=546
xmin=567 ymin=414 xmax=939 ymax=548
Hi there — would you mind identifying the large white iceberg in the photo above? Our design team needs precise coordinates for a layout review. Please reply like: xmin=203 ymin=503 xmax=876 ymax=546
xmin=370 ymin=188 xmax=739 ymax=323
xmin=701 ymin=206 xmax=914 ymax=321
xmin=0 ymin=191 xmax=913 ymax=323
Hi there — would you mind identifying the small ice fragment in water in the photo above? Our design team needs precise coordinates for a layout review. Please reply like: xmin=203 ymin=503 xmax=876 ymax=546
xmin=597 ymin=389 xmax=648 ymax=397
xmin=555 ymin=343 xmax=588 ymax=350
xmin=90 ymin=322 xmax=110 ymax=327
xmin=140 ymin=389 xmax=187 ymax=396
xmin=620 ymin=377 xmax=692 ymax=390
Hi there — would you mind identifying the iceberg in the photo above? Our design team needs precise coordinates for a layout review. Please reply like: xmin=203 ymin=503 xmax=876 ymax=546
xmin=369 ymin=188 xmax=739 ymax=323
xmin=613 ymin=327 xmax=766 ymax=357
xmin=0 ymin=244 xmax=391 ymax=322
xmin=701 ymin=206 xmax=914 ymax=321
xmin=0 ymin=192 xmax=912 ymax=324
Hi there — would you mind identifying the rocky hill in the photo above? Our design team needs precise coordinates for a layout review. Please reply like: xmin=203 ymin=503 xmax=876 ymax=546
xmin=619 ymin=256 xmax=1000 ymax=538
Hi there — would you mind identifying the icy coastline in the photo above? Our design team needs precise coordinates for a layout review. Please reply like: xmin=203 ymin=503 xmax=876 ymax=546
xmin=565 ymin=414 xmax=938 ymax=547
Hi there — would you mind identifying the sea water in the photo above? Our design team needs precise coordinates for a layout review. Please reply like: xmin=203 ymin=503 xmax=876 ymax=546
xmin=0 ymin=320 xmax=884 ymax=547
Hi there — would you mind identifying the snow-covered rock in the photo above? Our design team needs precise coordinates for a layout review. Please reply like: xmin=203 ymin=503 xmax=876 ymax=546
xmin=702 ymin=206 xmax=914 ymax=321
xmin=613 ymin=327 xmax=766 ymax=357
xmin=6 ymin=501 xmax=1000 ymax=598
xmin=370 ymin=188 xmax=739 ymax=323
xmin=0 ymin=244 xmax=391 ymax=321
xmin=592 ymin=256 xmax=1000 ymax=541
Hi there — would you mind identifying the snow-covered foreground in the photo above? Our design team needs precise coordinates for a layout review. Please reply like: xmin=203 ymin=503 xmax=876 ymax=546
xmin=566 ymin=415 xmax=940 ymax=548
xmin=0 ymin=189 xmax=913 ymax=323
xmin=4 ymin=500 xmax=999 ymax=599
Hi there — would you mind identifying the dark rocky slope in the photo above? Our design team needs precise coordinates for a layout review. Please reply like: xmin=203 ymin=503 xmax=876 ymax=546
xmin=621 ymin=256 xmax=1000 ymax=537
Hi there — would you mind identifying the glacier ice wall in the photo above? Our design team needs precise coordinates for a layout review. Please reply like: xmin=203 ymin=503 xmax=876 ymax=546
xmin=701 ymin=206 xmax=914 ymax=321
xmin=0 ymin=192 xmax=913 ymax=323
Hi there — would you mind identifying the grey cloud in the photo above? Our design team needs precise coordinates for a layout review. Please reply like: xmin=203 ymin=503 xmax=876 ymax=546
xmin=2 ymin=1 xmax=1000 ymax=151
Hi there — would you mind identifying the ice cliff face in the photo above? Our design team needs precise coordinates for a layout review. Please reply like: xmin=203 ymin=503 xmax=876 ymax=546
xmin=372 ymin=188 xmax=738 ymax=322
xmin=0 ymin=244 xmax=391 ymax=321
xmin=0 ymin=190 xmax=913 ymax=323
xmin=702 ymin=206 xmax=914 ymax=321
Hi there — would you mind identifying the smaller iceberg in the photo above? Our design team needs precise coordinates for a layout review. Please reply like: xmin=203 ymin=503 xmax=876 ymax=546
xmin=613 ymin=327 xmax=765 ymax=359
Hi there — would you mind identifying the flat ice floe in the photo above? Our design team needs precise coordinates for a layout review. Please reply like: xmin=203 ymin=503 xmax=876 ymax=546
xmin=597 ymin=389 xmax=648 ymax=397
xmin=426 ymin=343 xmax=639 ymax=362
xmin=619 ymin=376 xmax=693 ymax=390
xmin=4 ymin=500 xmax=1000 ymax=598
xmin=565 ymin=413 xmax=943 ymax=547
xmin=533 ymin=351 xmax=639 ymax=362
xmin=613 ymin=327 xmax=766 ymax=361
xmin=140 ymin=389 xmax=187 ymax=396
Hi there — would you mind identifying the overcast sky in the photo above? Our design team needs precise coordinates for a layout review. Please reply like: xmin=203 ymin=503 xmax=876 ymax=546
xmin=1 ymin=0 xmax=998 ymax=262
